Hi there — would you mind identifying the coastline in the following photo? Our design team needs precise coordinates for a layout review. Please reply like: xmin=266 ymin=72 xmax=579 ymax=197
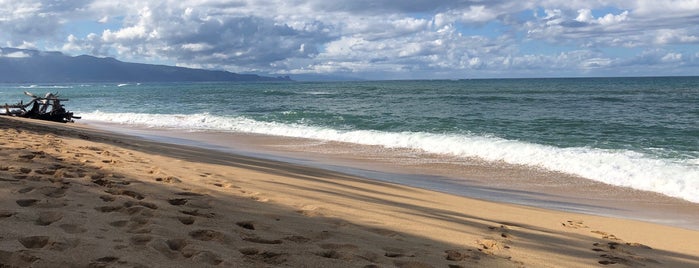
xmin=84 ymin=120 xmax=699 ymax=230
xmin=1 ymin=116 xmax=699 ymax=267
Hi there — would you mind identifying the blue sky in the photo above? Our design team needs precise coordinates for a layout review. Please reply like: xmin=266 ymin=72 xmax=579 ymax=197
xmin=1 ymin=0 xmax=698 ymax=79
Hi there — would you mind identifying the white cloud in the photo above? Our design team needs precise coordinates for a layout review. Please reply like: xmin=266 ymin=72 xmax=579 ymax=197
xmin=655 ymin=29 xmax=699 ymax=44
xmin=661 ymin=52 xmax=682 ymax=62
xmin=466 ymin=5 xmax=497 ymax=21
xmin=0 ymin=51 xmax=30 ymax=58
xmin=181 ymin=42 xmax=213 ymax=52
xmin=597 ymin=11 xmax=628 ymax=25
xmin=1 ymin=0 xmax=698 ymax=78
xmin=634 ymin=0 xmax=699 ymax=16
xmin=575 ymin=9 xmax=594 ymax=23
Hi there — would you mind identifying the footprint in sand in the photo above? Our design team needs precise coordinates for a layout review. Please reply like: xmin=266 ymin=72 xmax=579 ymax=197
xmin=242 ymin=250 xmax=287 ymax=265
xmin=250 ymin=196 xmax=269 ymax=202
xmin=445 ymin=249 xmax=471 ymax=261
xmin=239 ymin=247 xmax=259 ymax=255
xmin=315 ymin=243 xmax=358 ymax=260
xmin=296 ymin=204 xmax=324 ymax=217
xmin=104 ymin=189 xmax=145 ymax=200
xmin=91 ymin=175 xmax=130 ymax=187
xmin=236 ymin=221 xmax=255 ymax=230
xmin=243 ymin=235 xmax=282 ymax=245
xmin=34 ymin=169 xmax=56 ymax=176
xmin=35 ymin=211 xmax=63 ymax=226
xmin=0 ymin=211 xmax=16 ymax=218
xmin=284 ymin=235 xmax=311 ymax=243
xmin=184 ymin=198 xmax=214 ymax=209
xmin=0 ymin=177 xmax=20 ymax=182
xmin=130 ymin=235 xmax=153 ymax=246
xmin=47 ymin=237 xmax=80 ymax=252
xmin=239 ymin=190 xmax=269 ymax=202
xmin=383 ymin=247 xmax=411 ymax=258
xmin=593 ymin=241 xmax=658 ymax=266
xmin=17 ymin=187 xmax=34 ymax=194
xmin=476 ymin=239 xmax=506 ymax=254
xmin=591 ymin=230 xmax=621 ymax=241
xmin=190 ymin=251 xmax=224 ymax=265
xmin=52 ymin=169 xmax=75 ymax=180
xmin=109 ymin=220 xmax=129 ymax=228
xmin=177 ymin=216 xmax=196 ymax=225
xmin=0 ymin=249 xmax=39 ymax=266
xmin=89 ymin=256 xmax=119 ymax=267
xmin=96 ymin=205 xmax=124 ymax=213
xmin=126 ymin=221 xmax=152 ymax=234
xmin=207 ymin=178 xmax=236 ymax=189
xmin=189 ymin=229 xmax=225 ymax=242
xmin=121 ymin=209 xmax=155 ymax=234
xmin=155 ymin=176 xmax=181 ymax=183
xmin=487 ymin=224 xmax=513 ymax=240
xmin=316 ymin=250 xmax=344 ymax=260
xmin=124 ymin=201 xmax=158 ymax=210
xmin=99 ymin=195 xmax=116 ymax=202
xmin=179 ymin=209 xmax=215 ymax=218
xmin=166 ymin=239 xmax=188 ymax=252
xmin=101 ymin=159 xmax=120 ymax=165
xmin=17 ymin=154 xmax=36 ymax=161
xmin=96 ymin=200 xmax=157 ymax=216
xmin=18 ymin=236 xmax=50 ymax=249
xmin=12 ymin=175 xmax=28 ymax=180
xmin=150 ymin=238 xmax=189 ymax=259
xmin=16 ymin=199 xmax=39 ymax=207
xmin=59 ymin=224 xmax=87 ymax=234
xmin=393 ymin=260 xmax=435 ymax=268
xmin=36 ymin=186 xmax=67 ymax=198
xmin=474 ymin=224 xmax=516 ymax=259
xmin=562 ymin=220 xmax=589 ymax=229
xmin=175 ymin=191 xmax=205 ymax=197
xmin=168 ymin=198 xmax=188 ymax=206
xmin=366 ymin=227 xmax=403 ymax=238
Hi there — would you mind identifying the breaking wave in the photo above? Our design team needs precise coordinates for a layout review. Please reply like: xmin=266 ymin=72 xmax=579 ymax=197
xmin=81 ymin=111 xmax=699 ymax=203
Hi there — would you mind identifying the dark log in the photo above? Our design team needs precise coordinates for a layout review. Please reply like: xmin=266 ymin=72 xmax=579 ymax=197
xmin=0 ymin=91 xmax=79 ymax=123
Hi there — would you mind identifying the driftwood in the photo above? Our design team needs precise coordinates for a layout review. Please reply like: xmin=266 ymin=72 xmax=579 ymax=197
xmin=2 ymin=91 xmax=80 ymax=123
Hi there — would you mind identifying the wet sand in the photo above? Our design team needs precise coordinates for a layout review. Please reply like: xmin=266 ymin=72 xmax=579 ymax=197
xmin=87 ymin=121 xmax=699 ymax=230
xmin=1 ymin=116 xmax=699 ymax=267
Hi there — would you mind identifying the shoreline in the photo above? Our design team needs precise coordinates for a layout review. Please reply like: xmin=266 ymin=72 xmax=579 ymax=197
xmin=83 ymin=120 xmax=699 ymax=231
xmin=2 ymin=116 xmax=699 ymax=267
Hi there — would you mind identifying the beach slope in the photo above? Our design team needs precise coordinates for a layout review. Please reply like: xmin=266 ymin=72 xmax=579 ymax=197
xmin=1 ymin=117 xmax=698 ymax=267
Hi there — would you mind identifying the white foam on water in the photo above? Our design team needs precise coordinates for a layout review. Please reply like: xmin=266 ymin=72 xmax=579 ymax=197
xmin=17 ymin=85 xmax=74 ymax=89
xmin=81 ymin=111 xmax=699 ymax=203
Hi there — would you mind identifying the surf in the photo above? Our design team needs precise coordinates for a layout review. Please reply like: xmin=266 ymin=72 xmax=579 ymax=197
xmin=80 ymin=110 xmax=699 ymax=203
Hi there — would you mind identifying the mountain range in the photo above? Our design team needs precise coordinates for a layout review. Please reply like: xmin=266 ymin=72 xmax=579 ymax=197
xmin=0 ymin=48 xmax=291 ymax=83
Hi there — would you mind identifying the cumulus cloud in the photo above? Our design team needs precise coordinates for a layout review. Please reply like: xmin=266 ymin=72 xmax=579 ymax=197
xmin=2 ymin=0 xmax=698 ymax=78
xmin=0 ymin=49 xmax=31 ymax=58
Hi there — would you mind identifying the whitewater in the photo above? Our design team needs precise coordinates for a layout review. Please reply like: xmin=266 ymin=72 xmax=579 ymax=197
xmin=2 ymin=77 xmax=697 ymax=203
xmin=82 ymin=109 xmax=699 ymax=203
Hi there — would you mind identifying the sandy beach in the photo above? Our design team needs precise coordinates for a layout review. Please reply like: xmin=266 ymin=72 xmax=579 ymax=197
xmin=1 ymin=116 xmax=698 ymax=267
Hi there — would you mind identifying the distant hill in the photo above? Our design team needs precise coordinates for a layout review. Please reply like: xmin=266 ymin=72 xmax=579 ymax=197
xmin=0 ymin=47 xmax=291 ymax=83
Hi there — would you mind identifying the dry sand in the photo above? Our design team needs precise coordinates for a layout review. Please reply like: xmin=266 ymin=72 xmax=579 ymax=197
xmin=1 ymin=116 xmax=698 ymax=267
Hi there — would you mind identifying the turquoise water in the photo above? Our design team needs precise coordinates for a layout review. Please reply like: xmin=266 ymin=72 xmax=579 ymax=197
xmin=1 ymin=77 xmax=698 ymax=202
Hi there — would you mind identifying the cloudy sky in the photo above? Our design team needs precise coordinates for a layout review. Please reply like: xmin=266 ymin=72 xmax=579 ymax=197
xmin=1 ymin=0 xmax=698 ymax=79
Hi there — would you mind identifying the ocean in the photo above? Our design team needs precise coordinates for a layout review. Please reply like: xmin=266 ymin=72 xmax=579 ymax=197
xmin=2 ymin=77 xmax=698 ymax=204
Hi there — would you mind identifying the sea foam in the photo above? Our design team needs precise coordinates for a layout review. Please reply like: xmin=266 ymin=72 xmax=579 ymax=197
xmin=82 ymin=111 xmax=699 ymax=203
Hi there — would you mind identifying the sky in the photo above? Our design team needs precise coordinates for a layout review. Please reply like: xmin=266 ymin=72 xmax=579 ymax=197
xmin=1 ymin=0 xmax=698 ymax=80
